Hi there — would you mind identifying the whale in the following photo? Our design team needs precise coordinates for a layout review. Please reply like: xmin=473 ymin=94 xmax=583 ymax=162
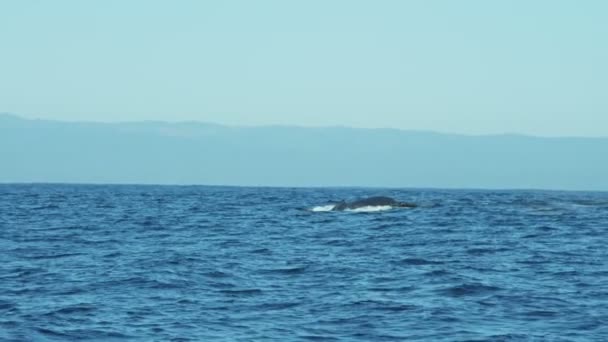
xmin=331 ymin=196 xmax=417 ymax=211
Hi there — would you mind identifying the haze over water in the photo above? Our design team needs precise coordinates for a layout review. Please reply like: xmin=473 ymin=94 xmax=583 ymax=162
xmin=1 ymin=185 xmax=606 ymax=341
xmin=2 ymin=1 xmax=608 ymax=136
xmin=2 ymin=1 xmax=608 ymax=340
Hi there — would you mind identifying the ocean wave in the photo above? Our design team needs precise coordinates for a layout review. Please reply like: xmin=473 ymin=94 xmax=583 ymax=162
xmin=345 ymin=205 xmax=393 ymax=212
xmin=310 ymin=204 xmax=394 ymax=212
xmin=2 ymin=184 xmax=606 ymax=341
xmin=311 ymin=205 xmax=336 ymax=212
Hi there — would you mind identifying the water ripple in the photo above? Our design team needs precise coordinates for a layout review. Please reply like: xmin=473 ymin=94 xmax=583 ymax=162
xmin=1 ymin=185 xmax=607 ymax=341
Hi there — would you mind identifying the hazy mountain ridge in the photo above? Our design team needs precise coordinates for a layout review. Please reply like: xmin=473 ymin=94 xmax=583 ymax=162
xmin=1 ymin=114 xmax=607 ymax=190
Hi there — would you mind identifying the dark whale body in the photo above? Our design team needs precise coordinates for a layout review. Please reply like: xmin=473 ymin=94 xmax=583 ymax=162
xmin=332 ymin=196 xmax=417 ymax=211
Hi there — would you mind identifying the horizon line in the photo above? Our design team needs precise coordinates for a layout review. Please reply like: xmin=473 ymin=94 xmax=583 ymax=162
xmin=1 ymin=181 xmax=606 ymax=194
xmin=3 ymin=112 xmax=607 ymax=140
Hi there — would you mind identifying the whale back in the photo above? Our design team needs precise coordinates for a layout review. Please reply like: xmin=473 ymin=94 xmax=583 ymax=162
xmin=346 ymin=196 xmax=398 ymax=208
xmin=332 ymin=200 xmax=349 ymax=211
xmin=329 ymin=196 xmax=415 ymax=211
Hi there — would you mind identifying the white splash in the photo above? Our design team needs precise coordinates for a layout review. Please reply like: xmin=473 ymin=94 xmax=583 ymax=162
xmin=345 ymin=205 xmax=393 ymax=212
xmin=311 ymin=205 xmax=336 ymax=212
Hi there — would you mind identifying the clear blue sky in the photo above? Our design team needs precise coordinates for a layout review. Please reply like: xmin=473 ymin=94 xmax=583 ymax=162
xmin=1 ymin=0 xmax=607 ymax=136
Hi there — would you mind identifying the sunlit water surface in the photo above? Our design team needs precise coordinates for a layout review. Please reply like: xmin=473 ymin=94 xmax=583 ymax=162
xmin=1 ymin=185 xmax=607 ymax=341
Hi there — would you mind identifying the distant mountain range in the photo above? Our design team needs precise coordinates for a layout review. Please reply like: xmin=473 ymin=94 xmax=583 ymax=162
xmin=1 ymin=113 xmax=607 ymax=191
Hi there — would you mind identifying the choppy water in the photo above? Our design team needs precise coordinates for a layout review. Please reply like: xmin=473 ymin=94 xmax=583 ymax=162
xmin=1 ymin=184 xmax=607 ymax=341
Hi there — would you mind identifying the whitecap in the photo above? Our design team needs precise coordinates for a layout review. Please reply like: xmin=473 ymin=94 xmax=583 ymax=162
xmin=310 ymin=205 xmax=336 ymax=212
xmin=345 ymin=205 xmax=393 ymax=212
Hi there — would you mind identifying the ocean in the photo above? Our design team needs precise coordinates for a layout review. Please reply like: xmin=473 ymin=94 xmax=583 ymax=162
xmin=0 ymin=184 xmax=606 ymax=341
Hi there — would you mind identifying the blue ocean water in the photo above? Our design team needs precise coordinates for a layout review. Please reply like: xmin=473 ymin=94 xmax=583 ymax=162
xmin=0 ymin=184 xmax=607 ymax=341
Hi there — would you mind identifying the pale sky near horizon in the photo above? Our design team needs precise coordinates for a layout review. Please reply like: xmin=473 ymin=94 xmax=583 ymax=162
xmin=1 ymin=1 xmax=607 ymax=136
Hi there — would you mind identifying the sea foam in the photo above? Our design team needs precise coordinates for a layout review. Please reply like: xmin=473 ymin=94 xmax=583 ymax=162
xmin=345 ymin=205 xmax=393 ymax=212
xmin=311 ymin=205 xmax=336 ymax=212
